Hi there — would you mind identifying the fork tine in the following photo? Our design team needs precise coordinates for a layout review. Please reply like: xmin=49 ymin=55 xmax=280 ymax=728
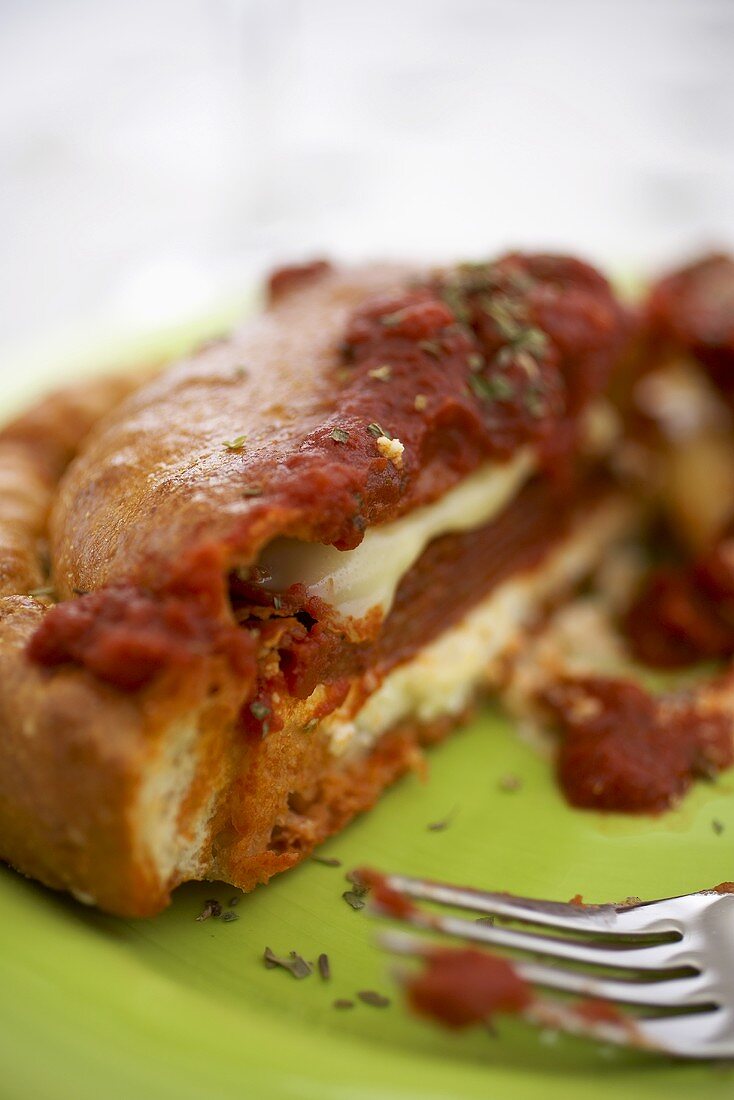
xmin=381 ymin=930 xmax=712 ymax=1010
xmin=636 ymin=1010 xmax=731 ymax=1059
xmin=375 ymin=901 xmax=688 ymax=971
xmin=382 ymin=873 xmax=676 ymax=937
xmin=513 ymin=960 xmax=710 ymax=1009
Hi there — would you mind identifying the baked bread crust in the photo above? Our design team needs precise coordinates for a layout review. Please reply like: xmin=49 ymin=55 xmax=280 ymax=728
xmin=0 ymin=375 xmax=173 ymax=915
xmin=51 ymin=265 xmax=414 ymax=596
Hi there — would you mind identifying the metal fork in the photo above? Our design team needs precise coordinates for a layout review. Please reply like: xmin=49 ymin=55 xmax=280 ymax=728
xmin=366 ymin=871 xmax=734 ymax=1058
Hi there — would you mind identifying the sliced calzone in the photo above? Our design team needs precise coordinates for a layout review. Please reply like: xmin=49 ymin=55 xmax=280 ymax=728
xmin=0 ymin=254 xmax=638 ymax=915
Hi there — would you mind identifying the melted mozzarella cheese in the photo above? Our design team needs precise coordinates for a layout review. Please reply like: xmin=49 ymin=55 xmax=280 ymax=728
xmin=259 ymin=449 xmax=534 ymax=620
xmin=321 ymin=496 xmax=633 ymax=759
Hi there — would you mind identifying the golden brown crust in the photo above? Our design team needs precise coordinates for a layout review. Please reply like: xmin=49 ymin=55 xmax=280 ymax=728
xmin=0 ymin=369 xmax=245 ymax=916
xmin=51 ymin=265 xmax=413 ymax=596
xmin=0 ymin=590 xmax=249 ymax=916
xmin=0 ymin=595 xmax=160 ymax=913
xmin=0 ymin=375 xmax=137 ymax=597
xmin=0 ymin=454 xmax=49 ymax=598
xmin=216 ymin=712 xmax=457 ymax=892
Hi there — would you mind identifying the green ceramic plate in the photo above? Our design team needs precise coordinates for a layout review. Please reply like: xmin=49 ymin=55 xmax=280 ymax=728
xmin=1 ymin=317 xmax=733 ymax=1100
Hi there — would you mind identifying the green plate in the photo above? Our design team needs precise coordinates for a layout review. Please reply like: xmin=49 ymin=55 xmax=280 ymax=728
xmin=1 ymin=320 xmax=733 ymax=1100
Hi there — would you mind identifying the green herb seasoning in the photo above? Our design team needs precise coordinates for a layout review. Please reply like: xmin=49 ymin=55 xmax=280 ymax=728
xmin=330 ymin=427 xmax=350 ymax=443
xmin=427 ymin=807 xmax=457 ymax=832
xmin=342 ymin=869 xmax=370 ymax=910
xmin=223 ymin=435 xmax=247 ymax=451
xmin=318 ymin=953 xmax=331 ymax=980
xmin=438 ymin=267 xmax=550 ymax=416
xmin=367 ymin=422 xmax=390 ymax=439
xmin=524 ymin=388 xmax=547 ymax=419
xmin=418 ymin=340 xmax=441 ymax=358
xmin=357 ymin=990 xmax=391 ymax=1008
xmin=482 ymin=295 xmax=525 ymax=342
xmin=195 ymin=899 xmax=222 ymax=922
xmin=439 ymin=283 xmax=471 ymax=324
xmin=437 ymin=260 xmax=539 ymax=338
xmin=468 ymin=373 xmax=515 ymax=403
xmin=514 ymin=327 xmax=548 ymax=357
xmin=342 ymin=890 xmax=366 ymax=911
xmin=263 ymin=948 xmax=313 ymax=979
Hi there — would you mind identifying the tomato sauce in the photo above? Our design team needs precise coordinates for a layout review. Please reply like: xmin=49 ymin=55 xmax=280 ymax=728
xmin=29 ymin=545 xmax=255 ymax=691
xmin=543 ymin=675 xmax=733 ymax=813
xmin=405 ymin=948 xmax=532 ymax=1029
xmin=625 ymin=535 xmax=734 ymax=668
xmin=232 ymin=255 xmax=629 ymax=558
xmin=356 ymin=868 xmax=419 ymax=919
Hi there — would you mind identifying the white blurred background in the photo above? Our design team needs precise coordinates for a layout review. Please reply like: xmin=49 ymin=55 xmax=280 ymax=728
xmin=1 ymin=0 xmax=733 ymax=361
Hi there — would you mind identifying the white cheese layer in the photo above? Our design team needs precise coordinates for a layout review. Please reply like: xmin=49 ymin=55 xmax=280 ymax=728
xmin=321 ymin=496 xmax=633 ymax=759
xmin=259 ymin=449 xmax=534 ymax=620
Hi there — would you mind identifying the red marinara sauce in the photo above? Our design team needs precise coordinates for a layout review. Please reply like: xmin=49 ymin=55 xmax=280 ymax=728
xmin=339 ymin=253 xmax=626 ymax=472
xmin=28 ymin=545 xmax=254 ymax=691
xmin=356 ymin=868 xmax=419 ymax=920
xmin=625 ymin=538 xmax=734 ymax=668
xmin=543 ymin=676 xmax=733 ymax=813
xmin=646 ymin=253 xmax=734 ymax=402
xmin=405 ymin=948 xmax=532 ymax=1029
xmin=245 ymin=254 xmax=628 ymax=558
